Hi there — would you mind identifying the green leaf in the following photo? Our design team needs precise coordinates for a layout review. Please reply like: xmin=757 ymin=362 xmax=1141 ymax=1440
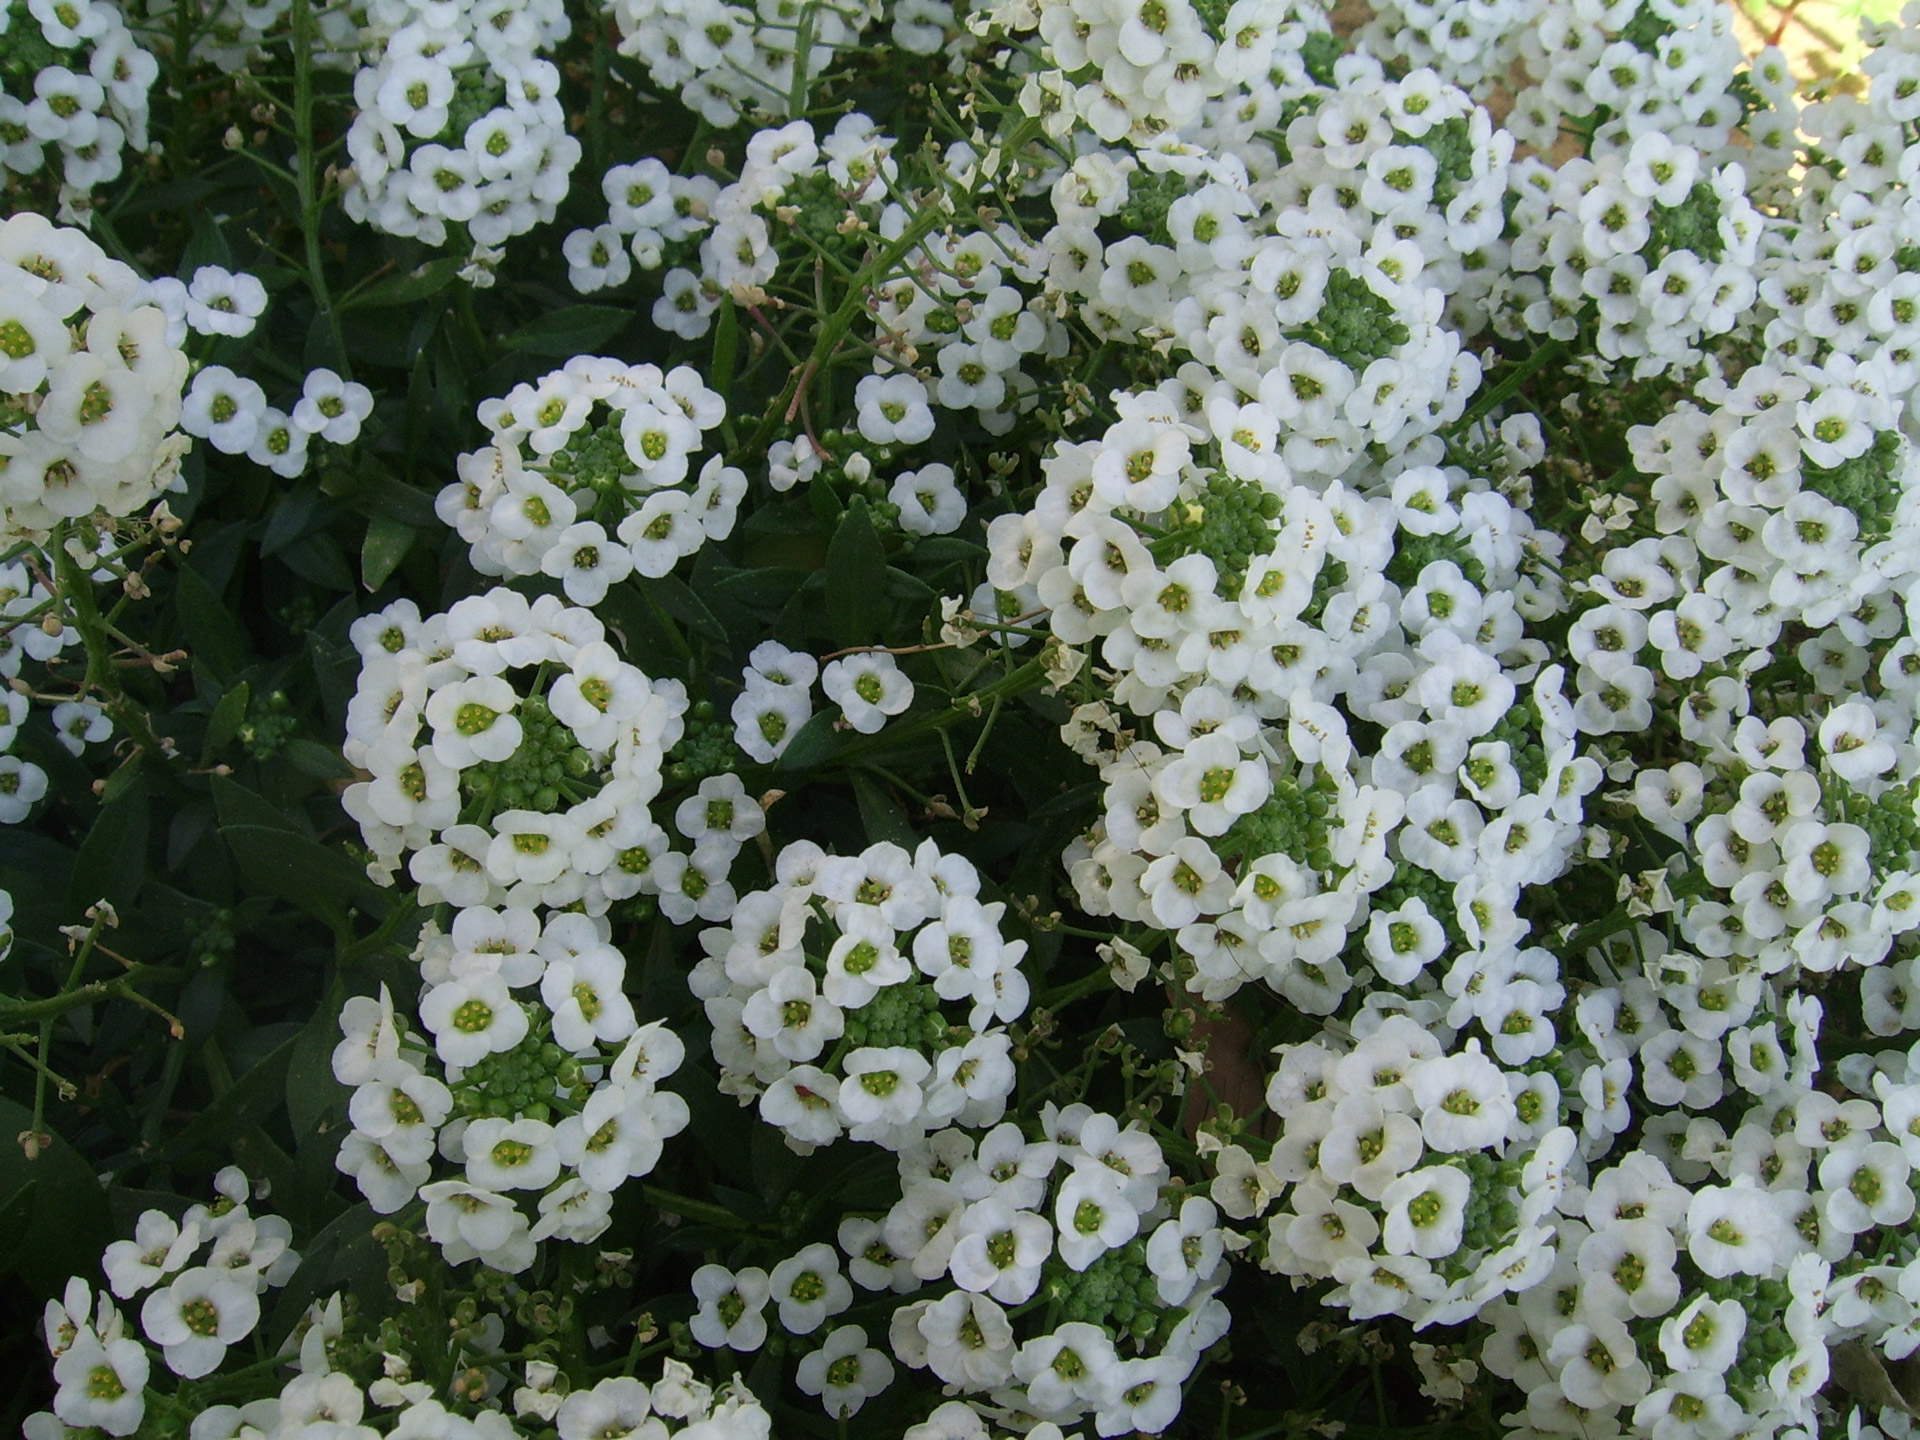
xmin=0 ymin=1098 xmax=112 ymax=1294
xmin=278 ymin=533 xmax=357 ymax=592
xmin=713 ymin=566 xmax=809 ymax=611
xmin=267 ymin=1201 xmax=387 ymax=1349
xmin=771 ymin=709 xmax=845 ymax=773
xmin=852 ymin=771 xmax=915 ymax=849
xmin=503 ymin=305 xmax=631 ymax=357
xmin=283 ymin=738 xmax=356 ymax=780
xmin=639 ymin=573 xmax=727 ymax=649
xmin=219 ymin=824 xmax=388 ymax=926
xmin=175 ymin=564 xmax=249 ymax=680
xmin=158 ymin=1032 xmax=296 ymax=1165
xmin=201 ymin=682 xmax=251 ymax=764
xmin=321 ymin=459 xmax=442 ymax=530
xmin=212 ymin=775 xmax=389 ymax=923
xmin=69 ymin=776 xmax=148 ymax=914
xmin=341 ymin=256 xmax=463 ymax=311
xmin=825 ymin=496 xmax=888 ymax=648
xmin=361 ymin=516 xmax=414 ymax=592
xmin=286 ymin=998 xmax=346 ymax=1140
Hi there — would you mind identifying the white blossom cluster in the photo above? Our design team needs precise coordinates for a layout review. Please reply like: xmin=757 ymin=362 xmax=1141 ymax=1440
xmin=1503 ymin=0 xmax=1759 ymax=167
xmin=559 ymin=155 xmax=719 ymax=295
xmin=339 ymin=0 xmax=580 ymax=259
xmin=688 ymin=1109 xmax=1230 ymax=1432
xmin=507 ymin=1361 xmax=773 ymax=1440
xmin=598 ymin=0 xmax=951 ymax=131
xmin=984 ymin=0 xmax=1328 ymax=142
xmin=182 ymin=361 xmax=374 ymax=479
xmin=434 ymin=357 xmax=740 ymax=596
xmin=340 ymin=588 xmax=687 ymax=903
xmin=691 ymin=837 xmax=1026 ymax=1152
xmin=0 ymin=213 xmax=190 ymax=538
xmin=34 ymin=1168 xmax=297 ymax=1436
xmin=0 ymin=0 xmax=156 ymax=203
xmin=0 ymin=552 xmax=93 ymax=821
xmin=332 ymin=971 xmax=688 ymax=1271
xmin=1011 ymin=398 xmax=1581 ymax=1009
xmin=1497 ymin=135 xmax=1764 ymax=379
xmin=1350 ymin=0 xmax=1546 ymax=96
xmin=1227 ymin=1014 xmax=1578 ymax=1327
xmin=1753 ymin=23 xmax=1920 ymax=436
xmin=36 ymin=1229 xmax=772 ymax=1440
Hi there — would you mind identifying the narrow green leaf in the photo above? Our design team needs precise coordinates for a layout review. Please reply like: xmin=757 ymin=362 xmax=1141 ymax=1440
xmin=174 ymin=564 xmax=249 ymax=680
xmin=852 ymin=772 xmax=916 ymax=849
xmin=0 ymin=1098 xmax=111 ymax=1294
xmin=503 ymin=304 xmax=631 ymax=357
xmin=201 ymin=681 xmax=251 ymax=764
xmin=220 ymin=824 xmax=389 ymax=925
xmin=825 ymin=495 xmax=888 ymax=647
xmin=771 ymin=709 xmax=845 ymax=773
xmin=156 ymin=1034 xmax=297 ymax=1164
xmin=69 ymin=777 xmax=148 ymax=914
xmin=361 ymin=516 xmax=414 ymax=592
xmin=340 ymin=256 xmax=463 ymax=311
xmin=283 ymin=738 xmax=356 ymax=780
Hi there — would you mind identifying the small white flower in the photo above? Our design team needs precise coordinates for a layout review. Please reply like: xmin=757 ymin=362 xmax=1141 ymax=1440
xmin=139 ymin=1266 xmax=259 ymax=1378
xmin=795 ymin=1324 xmax=893 ymax=1419
xmin=292 ymin=367 xmax=375 ymax=444
xmin=184 ymin=267 xmax=267 ymax=338
xmin=821 ymin=652 xmax=913 ymax=733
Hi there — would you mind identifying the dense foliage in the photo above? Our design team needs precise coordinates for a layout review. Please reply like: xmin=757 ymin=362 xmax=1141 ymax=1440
xmin=9 ymin=0 xmax=1920 ymax=1438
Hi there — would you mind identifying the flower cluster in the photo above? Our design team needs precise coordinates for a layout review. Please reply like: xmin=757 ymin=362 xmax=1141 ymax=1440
xmin=340 ymin=588 xmax=685 ymax=904
xmin=1500 ymin=133 xmax=1763 ymax=379
xmin=0 ymin=212 xmax=189 ymax=538
xmin=181 ymin=360 xmax=372 ymax=478
xmin=599 ymin=0 xmax=950 ymax=131
xmin=333 ymin=968 xmax=688 ymax=1271
xmin=1020 ymin=402 xmax=1579 ymax=1009
xmin=1230 ymin=1015 xmax=1576 ymax=1327
xmin=37 ymin=1169 xmax=297 ymax=1435
xmin=340 ymin=0 xmax=579 ymax=260
xmin=0 ymin=0 xmax=156 ymax=203
xmin=435 ymin=357 xmax=739 ymax=595
xmin=692 ymin=837 xmax=1026 ymax=1152
xmin=1505 ymin=0 xmax=1758 ymax=167
xmin=691 ymin=1109 xmax=1230 ymax=1431
xmin=35 ymin=1200 xmax=772 ymax=1440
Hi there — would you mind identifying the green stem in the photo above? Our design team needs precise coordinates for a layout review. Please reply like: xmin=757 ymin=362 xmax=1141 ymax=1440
xmin=641 ymin=1184 xmax=750 ymax=1229
xmin=51 ymin=521 xmax=169 ymax=760
xmin=290 ymin=0 xmax=348 ymax=377
xmin=742 ymin=200 xmax=949 ymax=462
xmin=1449 ymin=336 xmax=1567 ymax=439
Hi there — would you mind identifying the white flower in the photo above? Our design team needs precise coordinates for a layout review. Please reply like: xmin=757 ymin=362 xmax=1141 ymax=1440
xmin=1054 ymin=1167 xmax=1138 ymax=1271
xmin=855 ymin=373 xmax=935 ymax=446
xmin=949 ymin=1196 xmax=1052 ymax=1303
xmin=292 ymin=367 xmax=375 ymax=444
xmin=180 ymin=365 xmax=266 ymax=456
xmin=101 ymin=1210 xmax=201 ymax=1299
xmin=184 ymin=267 xmax=266 ymax=338
xmin=418 ymin=972 xmax=528 ymax=1067
xmin=1381 ymin=1164 xmax=1472 ymax=1259
xmin=821 ymin=652 xmax=914 ymax=733
xmin=51 ymin=1331 xmax=147 ymax=1435
xmin=795 ymin=1324 xmax=893 ymax=1419
xmin=463 ymin=1116 xmax=562 ymax=1191
xmin=1658 ymin=1294 xmax=1746 ymax=1374
xmin=139 ymin=1266 xmax=259 ymax=1378
xmin=689 ymin=1264 xmax=770 ymax=1351
xmin=768 ymin=1242 xmax=853 ymax=1335
xmin=891 ymin=463 xmax=966 ymax=535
